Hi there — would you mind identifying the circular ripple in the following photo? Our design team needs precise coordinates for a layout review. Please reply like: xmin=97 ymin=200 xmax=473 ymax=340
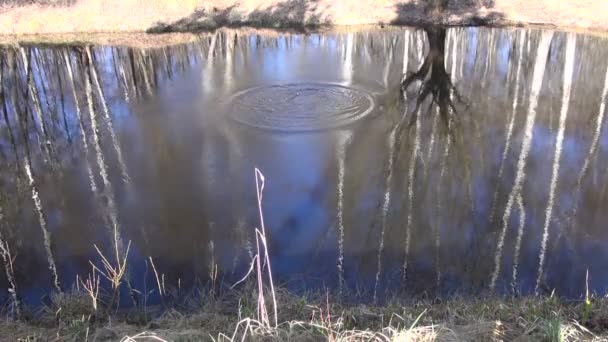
xmin=228 ymin=83 xmax=375 ymax=131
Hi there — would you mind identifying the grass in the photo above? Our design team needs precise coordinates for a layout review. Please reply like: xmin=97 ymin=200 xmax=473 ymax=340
xmin=3 ymin=285 xmax=608 ymax=341
xmin=1 ymin=0 xmax=608 ymax=37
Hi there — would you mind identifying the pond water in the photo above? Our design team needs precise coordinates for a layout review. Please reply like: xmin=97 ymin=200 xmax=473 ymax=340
xmin=1 ymin=26 xmax=608 ymax=306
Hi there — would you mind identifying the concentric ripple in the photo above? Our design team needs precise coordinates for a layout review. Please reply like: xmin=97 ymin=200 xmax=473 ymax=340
xmin=228 ymin=83 xmax=375 ymax=131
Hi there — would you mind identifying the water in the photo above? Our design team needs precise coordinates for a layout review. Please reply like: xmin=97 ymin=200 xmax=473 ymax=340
xmin=1 ymin=26 xmax=608 ymax=306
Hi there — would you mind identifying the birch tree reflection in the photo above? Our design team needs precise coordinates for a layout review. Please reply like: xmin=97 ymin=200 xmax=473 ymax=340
xmin=387 ymin=0 xmax=497 ymax=292
xmin=394 ymin=21 xmax=467 ymax=290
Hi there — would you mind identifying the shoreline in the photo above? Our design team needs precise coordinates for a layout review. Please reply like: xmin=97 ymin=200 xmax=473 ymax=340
xmin=0 ymin=23 xmax=607 ymax=49
xmin=0 ymin=1 xmax=607 ymax=47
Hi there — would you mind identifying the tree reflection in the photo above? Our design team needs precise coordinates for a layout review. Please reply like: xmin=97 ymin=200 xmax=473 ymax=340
xmin=401 ymin=26 xmax=464 ymax=129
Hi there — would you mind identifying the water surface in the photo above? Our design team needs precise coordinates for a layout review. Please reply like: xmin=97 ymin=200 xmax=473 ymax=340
xmin=1 ymin=27 xmax=608 ymax=305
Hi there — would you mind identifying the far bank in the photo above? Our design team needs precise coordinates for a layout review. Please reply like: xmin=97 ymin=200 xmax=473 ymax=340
xmin=0 ymin=0 xmax=608 ymax=37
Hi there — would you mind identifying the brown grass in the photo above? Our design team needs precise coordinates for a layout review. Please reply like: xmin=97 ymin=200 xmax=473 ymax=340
xmin=0 ymin=26 xmax=406 ymax=48
xmin=0 ymin=31 xmax=202 ymax=48
xmin=0 ymin=0 xmax=607 ymax=37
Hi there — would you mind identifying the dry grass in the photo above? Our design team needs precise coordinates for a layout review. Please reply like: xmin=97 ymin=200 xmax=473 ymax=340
xmin=0 ymin=31 xmax=202 ymax=48
xmin=0 ymin=0 xmax=607 ymax=37
xmin=0 ymin=0 xmax=204 ymax=34
xmin=3 ymin=288 xmax=608 ymax=341
xmin=0 ymin=26 xmax=404 ymax=48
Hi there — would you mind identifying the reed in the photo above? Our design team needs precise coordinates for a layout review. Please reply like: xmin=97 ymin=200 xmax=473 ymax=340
xmin=79 ymin=267 xmax=101 ymax=312
xmin=7 ymin=280 xmax=608 ymax=341
xmin=90 ymin=240 xmax=131 ymax=312
xmin=0 ymin=230 xmax=20 ymax=319
xmin=91 ymin=242 xmax=130 ymax=289
xmin=231 ymin=168 xmax=278 ymax=332
xmin=148 ymin=256 xmax=165 ymax=304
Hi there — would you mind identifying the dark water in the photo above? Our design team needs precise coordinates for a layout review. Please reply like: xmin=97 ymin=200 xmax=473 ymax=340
xmin=1 ymin=27 xmax=608 ymax=306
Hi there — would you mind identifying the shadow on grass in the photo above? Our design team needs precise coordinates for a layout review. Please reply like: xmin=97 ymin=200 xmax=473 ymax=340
xmin=147 ymin=0 xmax=331 ymax=34
xmin=392 ymin=0 xmax=504 ymax=27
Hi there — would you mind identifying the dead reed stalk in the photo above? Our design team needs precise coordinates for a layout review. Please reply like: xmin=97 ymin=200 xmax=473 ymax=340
xmin=231 ymin=168 xmax=278 ymax=330
xmin=79 ymin=267 xmax=101 ymax=311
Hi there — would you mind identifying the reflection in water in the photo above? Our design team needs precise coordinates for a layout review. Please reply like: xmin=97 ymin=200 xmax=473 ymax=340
xmin=374 ymin=30 xmax=410 ymax=302
xmin=402 ymin=92 xmax=420 ymax=284
xmin=63 ymin=50 xmax=97 ymax=196
xmin=112 ymin=47 xmax=131 ymax=102
xmin=537 ymin=33 xmax=576 ymax=293
xmin=20 ymin=48 xmax=53 ymax=163
xmin=490 ymin=30 xmax=525 ymax=225
xmin=342 ymin=33 xmax=354 ymax=86
xmin=24 ymin=159 xmax=60 ymax=292
xmin=1 ymin=27 xmax=608 ymax=307
xmin=335 ymin=130 xmax=351 ymax=296
xmin=401 ymin=29 xmax=427 ymax=285
xmin=0 ymin=226 xmax=18 ymax=316
xmin=490 ymin=31 xmax=554 ymax=291
xmin=86 ymin=47 xmax=131 ymax=185
xmin=83 ymin=49 xmax=126 ymax=266
xmin=512 ymin=194 xmax=525 ymax=292
xmin=568 ymin=57 xmax=608 ymax=238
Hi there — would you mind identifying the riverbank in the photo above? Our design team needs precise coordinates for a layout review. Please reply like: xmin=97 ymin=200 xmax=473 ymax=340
xmin=1 ymin=283 xmax=607 ymax=341
xmin=0 ymin=0 xmax=608 ymax=38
